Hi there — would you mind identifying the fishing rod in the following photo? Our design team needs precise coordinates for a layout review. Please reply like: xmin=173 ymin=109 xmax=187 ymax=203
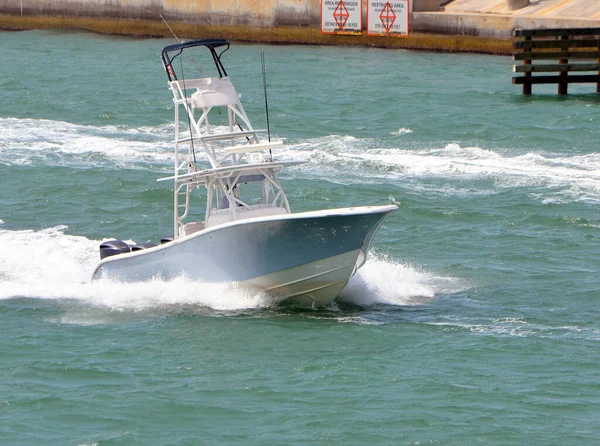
xmin=160 ymin=14 xmax=204 ymax=76
xmin=160 ymin=14 xmax=178 ymax=41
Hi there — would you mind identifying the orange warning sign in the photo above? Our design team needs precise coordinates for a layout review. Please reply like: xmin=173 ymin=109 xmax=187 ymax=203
xmin=367 ymin=1 xmax=410 ymax=37
xmin=334 ymin=1 xmax=350 ymax=29
xmin=380 ymin=2 xmax=396 ymax=32
xmin=321 ymin=0 xmax=362 ymax=35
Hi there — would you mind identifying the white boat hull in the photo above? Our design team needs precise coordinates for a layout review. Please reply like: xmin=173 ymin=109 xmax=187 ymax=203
xmin=246 ymin=249 xmax=361 ymax=307
xmin=92 ymin=205 xmax=396 ymax=307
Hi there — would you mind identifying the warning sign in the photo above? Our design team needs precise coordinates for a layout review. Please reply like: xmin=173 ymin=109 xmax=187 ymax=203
xmin=367 ymin=1 xmax=410 ymax=37
xmin=321 ymin=0 xmax=362 ymax=35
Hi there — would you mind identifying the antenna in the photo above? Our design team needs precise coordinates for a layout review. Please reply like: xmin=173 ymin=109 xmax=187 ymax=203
xmin=159 ymin=15 xmax=197 ymax=167
xmin=261 ymin=51 xmax=271 ymax=143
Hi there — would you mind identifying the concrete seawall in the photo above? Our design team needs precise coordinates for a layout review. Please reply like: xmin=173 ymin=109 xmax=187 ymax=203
xmin=1 ymin=0 xmax=600 ymax=54
xmin=2 ymin=0 xmax=321 ymax=27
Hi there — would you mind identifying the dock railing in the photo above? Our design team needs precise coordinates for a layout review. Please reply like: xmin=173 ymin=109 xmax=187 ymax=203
xmin=512 ymin=28 xmax=600 ymax=95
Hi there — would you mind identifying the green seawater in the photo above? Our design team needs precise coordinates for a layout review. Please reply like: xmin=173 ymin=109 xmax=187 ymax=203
xmin=1 ymin=30 xmax=599 ymax=445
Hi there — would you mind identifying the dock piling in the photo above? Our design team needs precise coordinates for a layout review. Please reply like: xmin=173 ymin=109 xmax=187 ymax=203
xmin=512 ymin=28 xmax=600 ymax=95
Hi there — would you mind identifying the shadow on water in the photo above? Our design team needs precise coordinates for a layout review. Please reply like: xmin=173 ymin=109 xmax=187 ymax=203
xmin=3 ymin=295 xmax=439 ymax=327
xmin=509 ymin=92 xmax=600 ymax=105
xmin=173 ymin=299 xmax=440 ymax=326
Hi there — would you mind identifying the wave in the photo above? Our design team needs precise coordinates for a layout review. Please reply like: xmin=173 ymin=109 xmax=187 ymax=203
xmin=427 ymin=317 xmax=600 ymax=341
xmin=3 ymin=117 xmax=599 ymax=203
xmin=390 ymin=128 xmax=413 ymax=135
xmin=0 ymin=117 xmax=174 ymax=168
xmin=279 ymin=140 xmax=600 ymax=203
xmin=0 ymin=226 xmax=449 ymax=316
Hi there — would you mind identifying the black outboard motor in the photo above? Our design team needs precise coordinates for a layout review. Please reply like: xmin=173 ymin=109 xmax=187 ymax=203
xmin=131 ymin=243 xmax=157 ymax=252
xmin=99 ymin=240 xmax=131 ymax=260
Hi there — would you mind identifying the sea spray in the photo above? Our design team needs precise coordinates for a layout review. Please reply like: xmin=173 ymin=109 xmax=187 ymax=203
xmin=340 ymin=254 xmax=464 ymax=307
xmin=0 ymin=227 xmax=454 ymax=310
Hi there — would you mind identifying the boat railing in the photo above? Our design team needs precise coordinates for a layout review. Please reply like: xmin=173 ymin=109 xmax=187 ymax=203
xmin=217 ymin=141 xmax=280 ymax=165
xmin=175 ymin=130 xmax=267 ymax=144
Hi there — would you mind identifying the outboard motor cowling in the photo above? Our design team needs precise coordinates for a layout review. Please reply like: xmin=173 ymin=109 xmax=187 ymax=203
xmin=99 ymin=240 xmax=131 ymax=260
xmin=131 ymin=243 xmax=157 ymax=252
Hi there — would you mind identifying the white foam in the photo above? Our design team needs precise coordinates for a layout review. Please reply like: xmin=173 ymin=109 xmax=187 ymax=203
xmin=280 ymin=138 xmax=600 ymax=203
xmin=429 ymin=317 xmax=600 ymax=341
xmin=4 ymin=117 xmax=600 ymax=202
xmin=0 ymin=226 xmax=270 ymax=311
xmin=340 ymin=255 xmax=463 ymax=307
xmin=0 ymin=117 xmax=174 ymax=168
xmin=0 ymin=225 xmax=97 ymax=284
xmin=391 ymin=128 xmax=413 ymax=135
xmin=351 ymin=143 xmax=600 ymax=184
xmin=0 ymin=227 xmax=451 ymax=313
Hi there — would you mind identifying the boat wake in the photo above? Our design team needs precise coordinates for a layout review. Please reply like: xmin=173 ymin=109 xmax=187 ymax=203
xmin=0 ymin=117 xmax=173 ymax=169
xmin=0 ymin=226 xmax=449 ymax=313
xmin=3 ymin=117 xmax=599 ymax=203
xmin=279 ymin=139 xmax=600 ymax=204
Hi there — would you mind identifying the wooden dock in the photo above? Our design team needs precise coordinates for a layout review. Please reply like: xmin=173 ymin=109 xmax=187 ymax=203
xmin=512 ymin=28 xmax=600 ymax=95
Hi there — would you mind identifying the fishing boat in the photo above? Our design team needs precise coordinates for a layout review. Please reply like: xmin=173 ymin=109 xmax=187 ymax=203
xmin=92 ymin=39 xmax=397 ymax=307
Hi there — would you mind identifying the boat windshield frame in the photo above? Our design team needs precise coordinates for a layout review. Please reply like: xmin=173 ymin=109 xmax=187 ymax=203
xmin=161 ymin=39 xmax=230 ymax=81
